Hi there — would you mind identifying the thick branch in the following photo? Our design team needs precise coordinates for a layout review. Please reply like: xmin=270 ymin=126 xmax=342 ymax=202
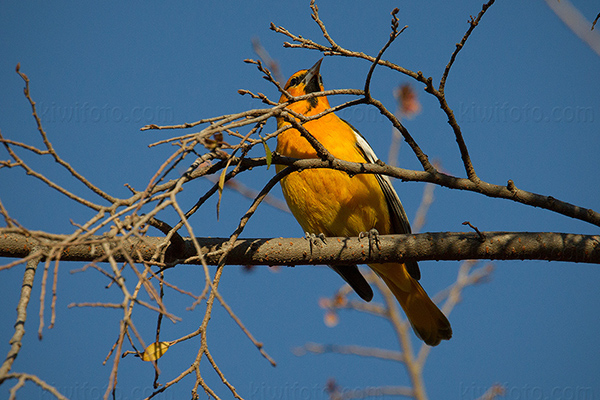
xmin=1 ymin=232 xmax=598 ymax=266
xmin=267 ymin=156 xmax=600 ymax=227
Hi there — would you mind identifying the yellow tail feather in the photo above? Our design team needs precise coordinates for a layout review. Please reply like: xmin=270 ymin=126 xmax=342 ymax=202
xmin=371 ymin=263 xmax=452 ymax=346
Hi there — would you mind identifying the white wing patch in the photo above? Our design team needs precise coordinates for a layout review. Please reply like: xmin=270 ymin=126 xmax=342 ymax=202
xmin=350 ymin=124 xmax=412 ymax=235
xmin=353 ymin=129 xmax=379 ymax=163
xmin=345 ymin=120 xmax=421 ymax=280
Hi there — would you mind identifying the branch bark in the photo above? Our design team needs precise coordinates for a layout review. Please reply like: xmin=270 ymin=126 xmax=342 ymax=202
xmin=1 ymin=231 xmax=598 ymax=266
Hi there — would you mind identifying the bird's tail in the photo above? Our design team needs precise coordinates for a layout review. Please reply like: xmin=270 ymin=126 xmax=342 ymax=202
xmin=371 ymin=263 xmax=452 ymax=346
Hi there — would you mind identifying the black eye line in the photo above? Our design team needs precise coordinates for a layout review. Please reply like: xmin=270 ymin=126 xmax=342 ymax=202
xmin=287 ymin=73 xmax=306 ymax=89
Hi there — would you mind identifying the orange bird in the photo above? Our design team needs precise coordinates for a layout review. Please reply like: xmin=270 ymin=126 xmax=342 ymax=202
xmin=275 ymin=59 xmax=452 ymax=346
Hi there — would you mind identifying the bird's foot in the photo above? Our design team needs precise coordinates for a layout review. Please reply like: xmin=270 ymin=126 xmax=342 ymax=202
xmin=305 ymin=232 xmax=327 ymax=254
xmin=358 ymin=229 xmax=381 ymax=256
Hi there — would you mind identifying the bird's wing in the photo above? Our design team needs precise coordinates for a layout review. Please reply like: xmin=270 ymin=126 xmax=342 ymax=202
xmin=344 ymin=119 xmax=421 ymax=280
xmin=329 ymin=264 xmax=374 ymax=301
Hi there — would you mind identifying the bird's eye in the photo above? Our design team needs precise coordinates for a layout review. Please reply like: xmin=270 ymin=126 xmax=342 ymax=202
xmin=289 ymin=76 xmax=301 ymax=87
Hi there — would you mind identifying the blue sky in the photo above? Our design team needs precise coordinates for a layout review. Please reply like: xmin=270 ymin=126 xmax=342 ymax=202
xmin=1 ymin=1 xmax=599 ymax=399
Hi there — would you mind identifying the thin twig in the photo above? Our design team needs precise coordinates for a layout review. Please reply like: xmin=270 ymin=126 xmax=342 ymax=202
xmin=0 ymin=248 xmax=43 ymax=382
xmin=15 ymin=64 xmax=118 ymax=204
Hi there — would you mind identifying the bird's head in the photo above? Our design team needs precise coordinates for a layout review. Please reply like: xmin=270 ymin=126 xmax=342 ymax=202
xmin=278 ymin=59 xmax=330 ymax=115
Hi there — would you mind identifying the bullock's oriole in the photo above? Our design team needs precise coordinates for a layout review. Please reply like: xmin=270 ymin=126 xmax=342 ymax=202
xmin=275 ymin=59 xmax=452 ymax=346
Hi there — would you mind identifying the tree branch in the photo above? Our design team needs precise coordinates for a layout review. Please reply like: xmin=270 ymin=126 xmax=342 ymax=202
xmin=1 ymin=231 xmax=598 ymax=266
xmin=268 ymin=156 xmax=600 ymax=227
xmin=0 ymin=248 xmax=43 ymax=383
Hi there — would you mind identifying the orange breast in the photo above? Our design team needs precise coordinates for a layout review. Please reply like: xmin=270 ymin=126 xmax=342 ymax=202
xmin=276 ymin=113 xmax=391 ymax=237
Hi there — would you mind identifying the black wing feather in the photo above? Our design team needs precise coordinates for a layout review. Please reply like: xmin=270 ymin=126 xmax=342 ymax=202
xmin=329 ymin=264 xmax=374 ymax=301
xmin=343 ymin=119 xmax=421 ymax=280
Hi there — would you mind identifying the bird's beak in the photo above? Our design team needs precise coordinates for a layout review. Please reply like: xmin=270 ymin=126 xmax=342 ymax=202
xmin=302 ymin=58 xmax=323 ymax=93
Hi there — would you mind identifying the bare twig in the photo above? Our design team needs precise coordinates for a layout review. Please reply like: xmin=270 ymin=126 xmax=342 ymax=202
xmin=0 ymin=248 xmax=43 ymax=382
xmin=4 ymin=372 xmax=68 ymax=400
xmin=475 ymin=384 xmax=506 ymax=400
xmin=14 ymin=65 xmax=117 ymax=205
xmin=544 ymin=0 xmax=600 ymax=55
xmin=294 ymin=342 xmax=405 ymax=363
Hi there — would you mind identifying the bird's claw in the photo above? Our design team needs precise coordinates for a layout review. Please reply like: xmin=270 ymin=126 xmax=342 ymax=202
xmin=359 ymin=229 xmax=381 ymax=256
xmin=305 ymin=232 xmax=327 ymax=254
